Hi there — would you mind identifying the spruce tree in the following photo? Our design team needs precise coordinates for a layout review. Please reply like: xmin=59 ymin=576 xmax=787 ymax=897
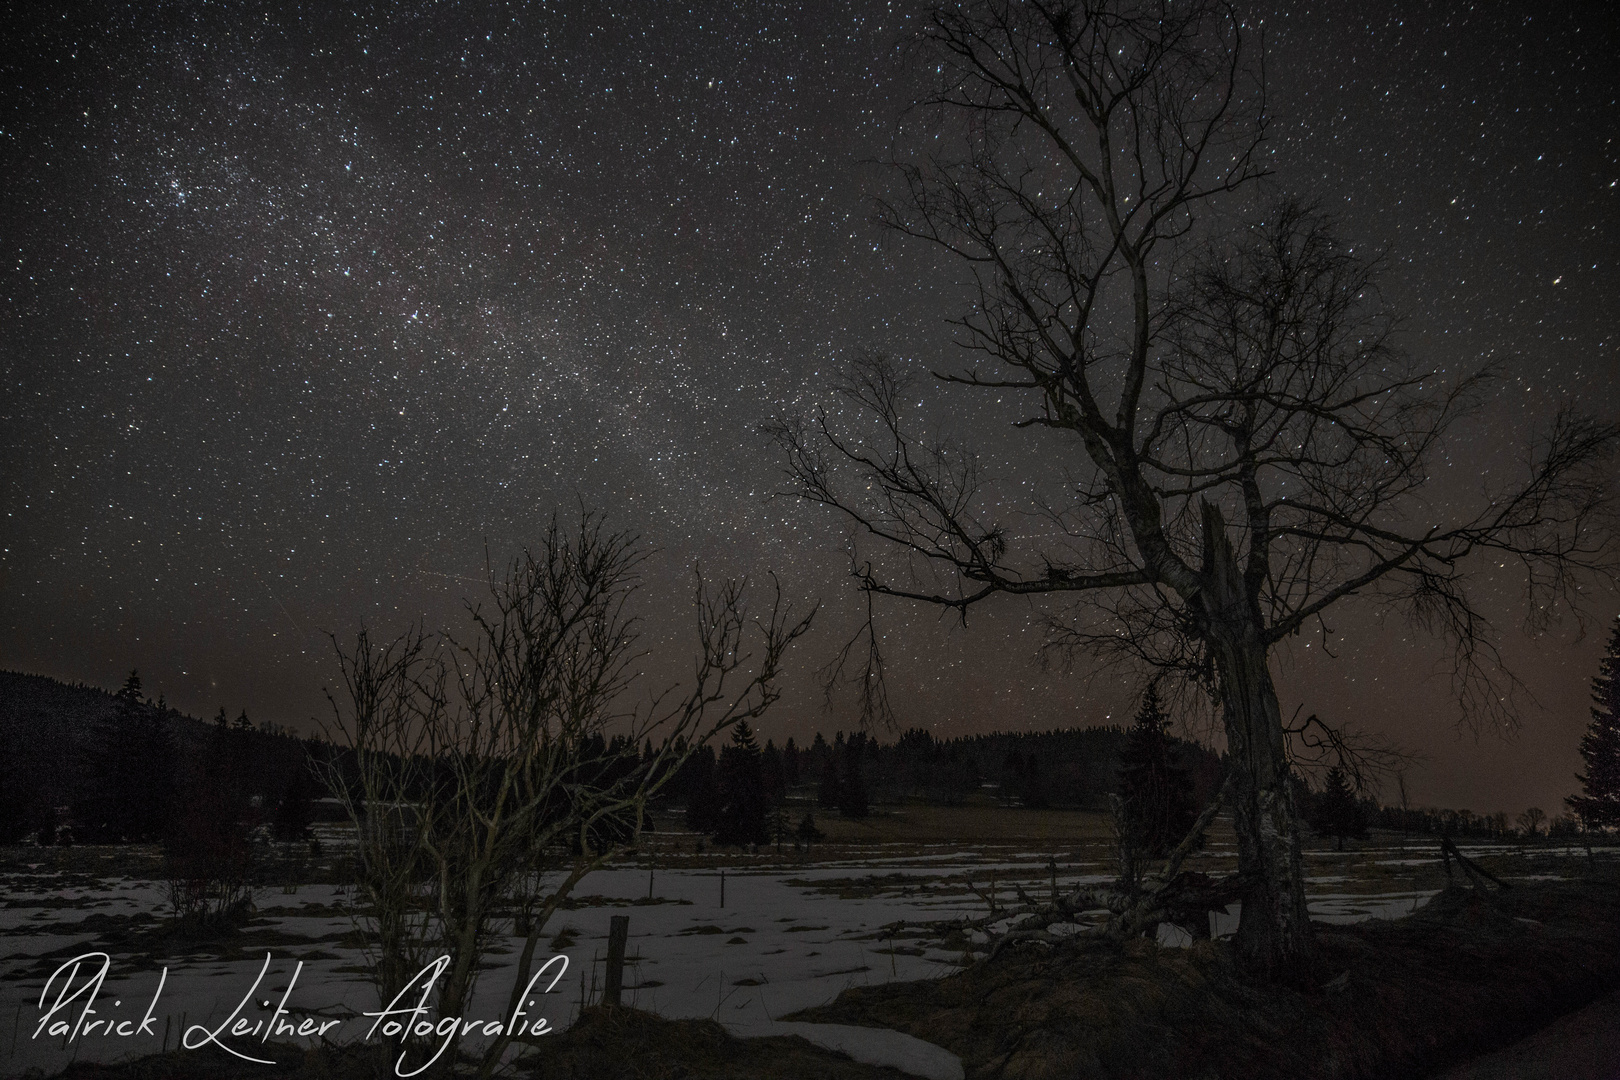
xmin=1310 ymin=766 xmax=1366 ymax=850
xmin=1116 ymin=686 xmax=1196 ymax=858
xmin=795 ymin=811 xmax=825 ymax=848
xmin=817 ymin=752 xmax=841 ymax=809
xmin=838 ymin=732 xmax=869 ymax=819
xmin=1568 ymin=616 xmax=1620 ymax=830
xmin=761 ymin=740 xmax=786 ymax=806
xmin=713 ymin=721 xmax=769 ymax=846
xmin=166 ymin=712 xmax=255 ymax=923
xmin=272 ymin=763 xmax=316 ymax=843
xmin=128 ymin=688 xmax=175 ymax=840
xmin=684 ymin=746 xmax=721 ymax=832
xmin=77 ymin=671 xmax=143 ymax=841
xmin=782 ymin=737 xmax=801 ymax=784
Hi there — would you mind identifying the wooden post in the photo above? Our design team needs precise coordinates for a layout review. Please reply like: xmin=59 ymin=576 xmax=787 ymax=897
xmin=603 ymin=915 xmax=629 ymax=1007
xmin=720 ymin=869 xmax=726 ymax=908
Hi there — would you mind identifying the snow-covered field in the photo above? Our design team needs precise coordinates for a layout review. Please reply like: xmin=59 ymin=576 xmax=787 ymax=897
xmin=1 ymin=822 xmax=1607 ymax=1078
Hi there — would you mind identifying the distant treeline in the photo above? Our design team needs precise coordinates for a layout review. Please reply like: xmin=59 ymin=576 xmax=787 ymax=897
xmin=1364 ymin=802 xmax=1582 ymax=840
xmin=1 ymin=669 xmax=1578 ymax=852
xmin=0 ymin=669 xmax=325 ymax=846
xmin=0 ymin=669 xmax=1229 ymax=846
xmin=662 ymin=724 xmax=1225 ymax=817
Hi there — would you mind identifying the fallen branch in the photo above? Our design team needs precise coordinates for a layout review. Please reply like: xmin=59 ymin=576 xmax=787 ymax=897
xmin=1440 ymin=836 xmax=1512 ymax=891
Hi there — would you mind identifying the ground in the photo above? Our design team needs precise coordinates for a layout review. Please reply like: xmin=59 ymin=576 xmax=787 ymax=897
xmin=2 ymin=803 xmax=1616 ymax=1079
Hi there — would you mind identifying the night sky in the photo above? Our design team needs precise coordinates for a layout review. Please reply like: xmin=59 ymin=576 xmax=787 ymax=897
xmin=3 ymin=2 xmax=1615 ymax=817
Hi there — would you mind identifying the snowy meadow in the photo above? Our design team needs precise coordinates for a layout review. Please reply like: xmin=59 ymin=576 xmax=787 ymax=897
xmin=1 ymin=810 xmax=1606 ymax=1079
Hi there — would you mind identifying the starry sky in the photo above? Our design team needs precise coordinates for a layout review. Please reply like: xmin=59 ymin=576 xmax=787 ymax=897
xmin=2 ymin=1 xmax=1616 ymax=817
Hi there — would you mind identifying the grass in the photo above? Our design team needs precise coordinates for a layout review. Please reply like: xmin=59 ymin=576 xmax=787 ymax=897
xmin=804 ymin=801 xmax=1116 ymax=845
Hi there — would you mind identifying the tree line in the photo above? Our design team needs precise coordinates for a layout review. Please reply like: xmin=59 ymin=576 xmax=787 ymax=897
xmin=0 ymin=669 xmax=323 ymax=851
xmin=665 ymin=716 xmax=1224 ymax=836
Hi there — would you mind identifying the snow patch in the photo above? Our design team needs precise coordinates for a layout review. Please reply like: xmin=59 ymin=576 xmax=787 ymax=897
xmin=725 ymin=1018 xmax=964 ymax=1080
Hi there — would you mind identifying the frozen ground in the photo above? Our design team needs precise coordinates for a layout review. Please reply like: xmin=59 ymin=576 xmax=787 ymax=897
xmin=1 ymin=824 xmax=1609 ymax=1078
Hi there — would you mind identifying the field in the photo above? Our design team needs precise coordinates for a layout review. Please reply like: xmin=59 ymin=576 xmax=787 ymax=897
xmin=1 ymin=801 xmax=1614 ymax=1079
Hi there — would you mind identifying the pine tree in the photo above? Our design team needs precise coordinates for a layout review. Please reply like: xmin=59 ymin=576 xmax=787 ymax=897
xmin=782 ymin=737 xmax=801 ymax=784
xmin=166 ymin=715 xmax=255 ymax=924
xmin=838 ymin=733 xmax=869 ymax=819
xmin=795 ymin=811 xmax=825 ymax=848
xmin=1018 ymin=753 xmax=1049 ymax=810
xmin=271 ymin=763 xmax=316 ymax=843
xmin=128 ymin=688 xmax=175 ymax=841
xmin=77 ymin=671 xmax=143 ymax=841
xmin=1568 ymin=615 xmax=1620 ymax=830
xmin=1116 ymin=686 xmax=1197 ymax=858
xmin=761 ymin=740 xmax=786 ymax=807
xmin=1310 ymin=766 xmax=1366 ymax=851
xmin=713 ymin=721 xmax=769 ymax=846
xmin=817 ymin=753 xmax=841 ymax=809
xmin=684 ymin=746 xmax=721 ymax=832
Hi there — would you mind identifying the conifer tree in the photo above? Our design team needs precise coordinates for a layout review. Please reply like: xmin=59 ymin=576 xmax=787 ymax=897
xmin=817 ymin=752 xmax=842 ymax=809
xmin=1568 ymin=616 xmax=1620 ymax=830
xmin=128 ymin=687 xmax=175 ymax=840
xmin=684 ymin=745 xmax=721 ymax=832
xmin=1017 ymin=753 xmax=1049 ymax=810
xmin=1310 ymin=767 xmax=1366 ymax=851
xmin=272 ymin=763 xmax=316 ymax=843
xmin=713 ymin=720 xmax=769 ymax=846
xmin=761 ymin=740 xmax=786 ymax=807
xmin=1116 ymin=686 xmax=1196 ymax=858
xmin=78 ymin=671 xmax=145 ymax=841
xmin=166 ymin=707 xmax=255 ymax=923
xmin=782 ymin=737 xmax=801 ymax=784
xmin=838 ymin=732 xmax=869 ymax=819
xmin=795 ymin=811 xmax=825 ymax=848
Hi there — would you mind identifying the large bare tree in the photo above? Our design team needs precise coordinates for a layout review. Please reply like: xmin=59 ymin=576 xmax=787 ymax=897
xmin=772 ymin=0 xmax=1615 ymax=976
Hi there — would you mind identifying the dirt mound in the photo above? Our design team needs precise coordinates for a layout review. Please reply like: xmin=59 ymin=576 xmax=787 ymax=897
xmin=786 ymin=878 xmax=1620 ymax=1080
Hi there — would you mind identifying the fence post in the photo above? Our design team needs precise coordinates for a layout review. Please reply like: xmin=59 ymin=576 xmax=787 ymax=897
xmin=603 ymin=915 xmax=630 ymax=1007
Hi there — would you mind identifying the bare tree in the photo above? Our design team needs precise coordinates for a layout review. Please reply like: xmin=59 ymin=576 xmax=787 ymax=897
xmin=319 ymin=627 xmax=442 ymax=1007
xmin=1516 ymin=807 xmax=1546 ymax=839
xmin=771 ymin=0 xmax=1615 ymax=976
xmin=321 ymin=513 xmax=812 ymax=1074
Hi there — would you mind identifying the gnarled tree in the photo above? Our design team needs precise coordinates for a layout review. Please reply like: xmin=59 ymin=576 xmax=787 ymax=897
xmin=772 ymin=0 xmax=1615 ymax=976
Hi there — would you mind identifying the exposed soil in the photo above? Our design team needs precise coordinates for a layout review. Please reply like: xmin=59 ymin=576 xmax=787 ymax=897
xmin=786 ymin=876 xmax=1620 ymax=1080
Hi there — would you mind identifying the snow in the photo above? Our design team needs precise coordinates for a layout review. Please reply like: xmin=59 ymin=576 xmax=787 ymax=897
xmin=726 ymin=1018 xmax=964 ymax=1080
xmin=0 ymin=829 xmax=1567 ymax=1077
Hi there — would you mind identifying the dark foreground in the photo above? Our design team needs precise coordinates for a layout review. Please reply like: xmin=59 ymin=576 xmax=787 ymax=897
xmin=28 ymin=877 xmax=1620 ymax=1080
xmin=791 ymin=877 xmax=1620 ymax=1080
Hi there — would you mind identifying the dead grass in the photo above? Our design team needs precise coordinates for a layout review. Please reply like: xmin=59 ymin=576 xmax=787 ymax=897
xmin=809 ymin=803 xmax=1116 ymax=845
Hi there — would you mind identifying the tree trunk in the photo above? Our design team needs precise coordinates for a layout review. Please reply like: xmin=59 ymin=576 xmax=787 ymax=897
xmin=1198 ymin=504 xmax=1315 ymax=979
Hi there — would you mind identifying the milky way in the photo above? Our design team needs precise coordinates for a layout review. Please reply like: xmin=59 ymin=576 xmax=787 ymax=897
xmin=2 ymin=2 xmax=1615 ymax=814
